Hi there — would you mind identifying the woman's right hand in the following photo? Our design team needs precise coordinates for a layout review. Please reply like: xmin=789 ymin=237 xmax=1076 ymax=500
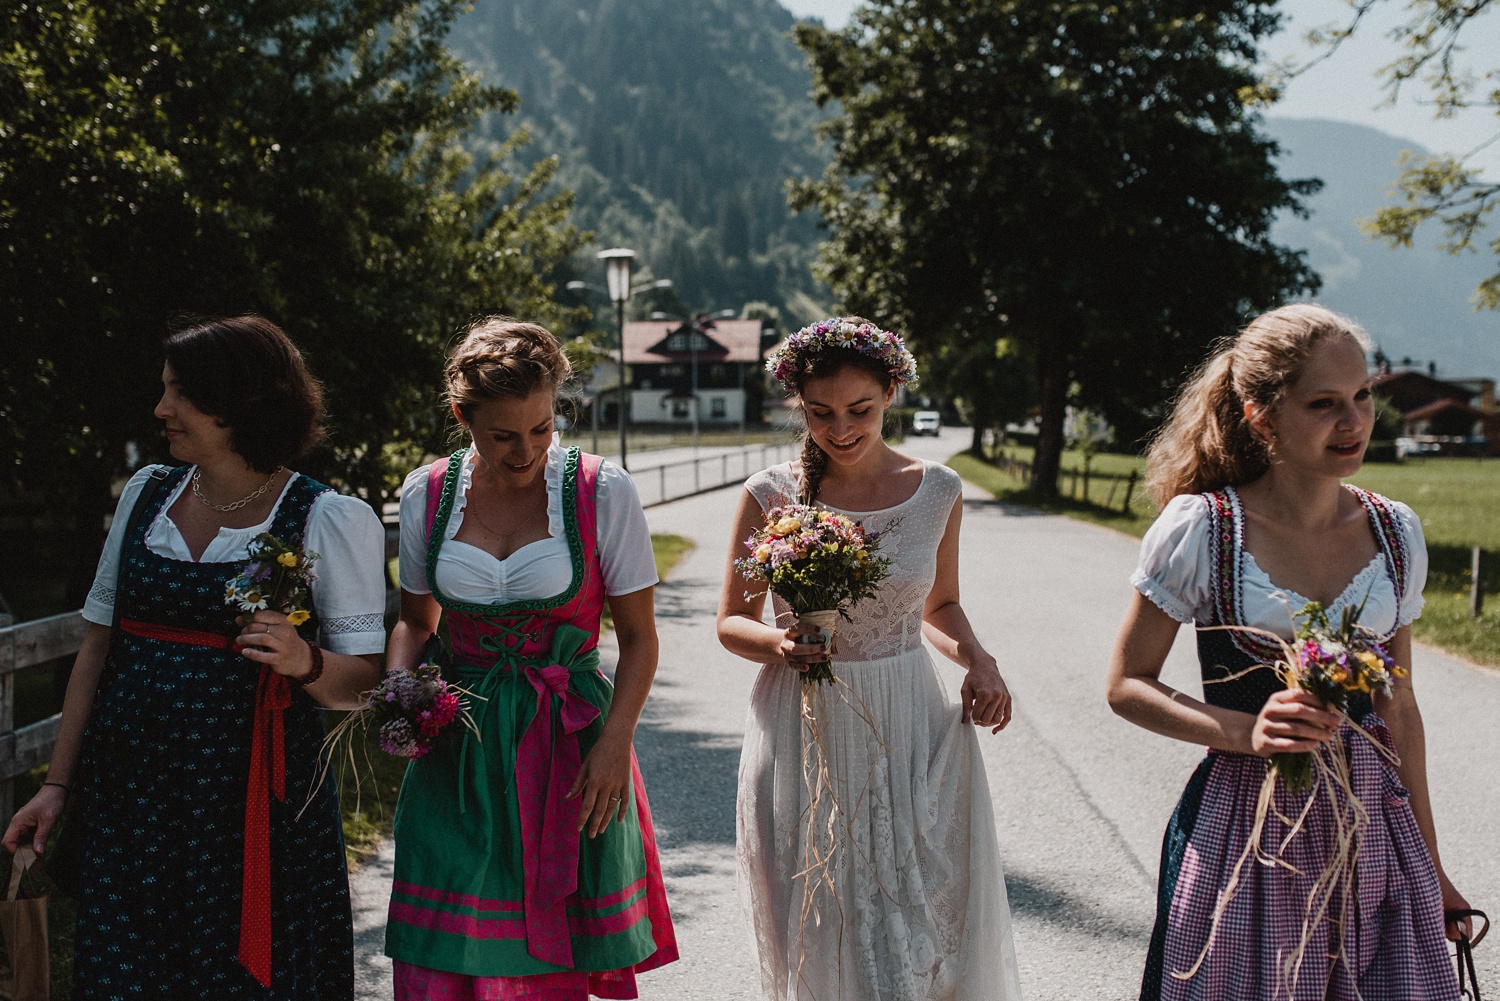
xmin=1249 ymin=689 xmax=1341 ymax=757
xmin=779 ymin=620 xmax=833 ymax=673
xmin=2 ymin=785 xmax=67 ymax=855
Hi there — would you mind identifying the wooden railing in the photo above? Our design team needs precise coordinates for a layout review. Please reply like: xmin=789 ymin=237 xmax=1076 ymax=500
xmin=0 ymin=441 xmax=791 ymax=825
xmin=0 ymin=612 xmax=82 ymax=822
xmin=988 ymin=449 xmax=1140 ymax=513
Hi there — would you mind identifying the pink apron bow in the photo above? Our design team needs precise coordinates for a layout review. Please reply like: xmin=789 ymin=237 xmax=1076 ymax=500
xmin=514 ymin=627 xmax=601 ymax=967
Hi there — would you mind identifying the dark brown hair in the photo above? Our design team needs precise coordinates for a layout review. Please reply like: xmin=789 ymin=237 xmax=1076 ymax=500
xmin=163 ymin=316 xmax=325 ymax=473
xmin=787 ymin=336 xmax=895 ymax=501
xmin=445 ymin=317 xmax=572 ymax=420
xmin=1145 ymin=303 xmax=1372 ymax=505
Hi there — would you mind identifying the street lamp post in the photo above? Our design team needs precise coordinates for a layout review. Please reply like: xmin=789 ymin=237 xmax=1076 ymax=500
xmin=598 ymin=248 xmax=636 ymax=470
xmin=567 ymin=272 xmax=672 ymax=467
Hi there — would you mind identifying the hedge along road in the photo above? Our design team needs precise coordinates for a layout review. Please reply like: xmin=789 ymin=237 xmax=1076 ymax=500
xmin=350 ymin=425 xmax=1500 ymax=999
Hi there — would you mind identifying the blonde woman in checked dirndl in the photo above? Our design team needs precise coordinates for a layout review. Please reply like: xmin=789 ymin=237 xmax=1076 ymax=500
xmin=717 ymin=318 xmax=1023 ymax=1001
xmin=1107 ymin=304 xmax=1471 ymax=1000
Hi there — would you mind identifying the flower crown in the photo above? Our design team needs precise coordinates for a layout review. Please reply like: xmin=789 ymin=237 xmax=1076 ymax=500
xmin=767 ymin=317 xmax=918 ymax=393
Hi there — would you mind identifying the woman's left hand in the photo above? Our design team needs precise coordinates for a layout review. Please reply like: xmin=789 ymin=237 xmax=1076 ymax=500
xmin=236 ymin=610 xmax=314 ymax=681
xmin=1440 ymin=871 xmax=1475 ymax=943
xmin=568 ymin=730 xmax=633 ymax=838
xmin=961 ymin=655 xmax=1013 ymax=734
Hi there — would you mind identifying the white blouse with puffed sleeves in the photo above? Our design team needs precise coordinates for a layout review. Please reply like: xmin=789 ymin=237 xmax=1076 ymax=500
xmin=397 ymin=442 xmax=658 ymax=605
xmin=1130 ymin=486 xmax=1428 ymax=640
xmin=83 ymin=465 xmax=389 ymax=656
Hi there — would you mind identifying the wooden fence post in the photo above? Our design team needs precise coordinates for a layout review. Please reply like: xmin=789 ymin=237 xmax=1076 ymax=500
xmin=1472 ymin=547 xmax=1485 ymax=619
xmin=1082 ymin=466 xmax=1091 ymax=504
xmin=1122 ymin=470 xmax=1138 ymax=513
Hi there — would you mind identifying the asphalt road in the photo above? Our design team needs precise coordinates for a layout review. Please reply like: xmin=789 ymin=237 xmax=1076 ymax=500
xmin=352 ymin=426 xmax=1500 ymax=999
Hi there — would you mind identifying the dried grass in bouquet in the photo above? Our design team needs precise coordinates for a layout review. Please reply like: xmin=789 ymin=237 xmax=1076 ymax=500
xmin=1181 ymin=596 xmax=1406 ymax=996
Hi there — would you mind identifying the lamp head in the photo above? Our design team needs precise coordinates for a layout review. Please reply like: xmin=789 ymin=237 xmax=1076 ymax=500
xmin=597 ymin=248 xmax=636 ymax=304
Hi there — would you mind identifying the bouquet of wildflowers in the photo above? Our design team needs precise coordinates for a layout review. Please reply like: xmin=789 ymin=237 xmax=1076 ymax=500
xmin=1182 ymin=598 xmax=1406 ymax=995
xmin=367 ymin=659 xmax=469 ymax=759
xmin=309 ymin=637 xmax=480 ymax=818
xmin=1271 ymin=599 xmax=1405 ymax=792
xmin=224 ymin=533 xmax=320 ymax=627
xmin=736 ymin=503 xmax=891 ymax=684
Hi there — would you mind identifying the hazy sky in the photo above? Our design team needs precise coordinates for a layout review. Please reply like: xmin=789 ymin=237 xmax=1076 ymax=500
xmin=781 ymin=0 xmax=1500 ymax=169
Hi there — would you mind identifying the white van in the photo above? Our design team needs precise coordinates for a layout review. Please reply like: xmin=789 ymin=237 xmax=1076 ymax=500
xmin=911 ymin=410 xmax=941 ymax=436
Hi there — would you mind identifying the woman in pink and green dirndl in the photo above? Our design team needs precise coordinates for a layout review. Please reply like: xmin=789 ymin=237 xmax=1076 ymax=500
xmin=384 ymin=319 xmax=677 ymax=1000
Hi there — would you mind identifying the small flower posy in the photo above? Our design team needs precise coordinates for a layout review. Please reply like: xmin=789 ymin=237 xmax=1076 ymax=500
xmin=224 ymin=533 xmax=320 ymax=626
xmin=736 ymin=502 xmax=892 ymax=685
xmin=368 ymin=662 xmax=467 ymax=759
xmin=767 ymin=317 xmax=918 ymax=394
xmin=1270 ymin=598 xmax=1405 ymax=792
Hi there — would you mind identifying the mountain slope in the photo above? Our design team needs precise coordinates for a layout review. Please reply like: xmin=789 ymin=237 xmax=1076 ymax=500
xmin=450 ymin=0 xmax=831 ymax=318
xmin=1267 ymin=117 xmax=1499 ymax=378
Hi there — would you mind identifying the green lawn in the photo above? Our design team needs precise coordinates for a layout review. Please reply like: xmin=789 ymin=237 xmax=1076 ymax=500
xmin=950 ymin=447 xmax=1500 ymax=667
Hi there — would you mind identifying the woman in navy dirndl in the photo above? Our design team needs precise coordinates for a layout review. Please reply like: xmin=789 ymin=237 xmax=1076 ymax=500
xmin=1106 ymin=304 xmax=1470 ymax=1000
xmin=3 ymin=317 xmax=388 ymax=999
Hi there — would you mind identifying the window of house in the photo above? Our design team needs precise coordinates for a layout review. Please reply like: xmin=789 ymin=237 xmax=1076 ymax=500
xmin=710 ymin=397 xmax=727 ymax=418
xmin=671 ymin=399 xmax=690 ymax=418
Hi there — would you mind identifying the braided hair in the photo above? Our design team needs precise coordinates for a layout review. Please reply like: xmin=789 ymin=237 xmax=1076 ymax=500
xmin=445 ymin=318 xmax=572 ymax=419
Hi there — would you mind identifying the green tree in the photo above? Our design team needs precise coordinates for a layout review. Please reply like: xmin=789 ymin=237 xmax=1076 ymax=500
xmin=792 ymin=0 xmax=1318 ymax=494
xmin=0 ymin=0 xmax=581 ymax=603
xmin=1311 ymin=1 xmax=1500 ymax=308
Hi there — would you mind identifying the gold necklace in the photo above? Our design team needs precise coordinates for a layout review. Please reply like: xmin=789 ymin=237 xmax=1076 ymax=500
xmin=192 ymin=467 xmax=283 ymax=512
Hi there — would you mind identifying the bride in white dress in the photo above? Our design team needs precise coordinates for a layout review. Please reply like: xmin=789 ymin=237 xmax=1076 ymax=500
xmin=717 ymin=318 xmax=1024 ymax=1001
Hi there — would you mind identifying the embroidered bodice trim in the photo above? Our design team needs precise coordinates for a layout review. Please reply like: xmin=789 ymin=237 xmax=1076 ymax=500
xmin=1204 ymin=484 xmax=1409 ymax=662
xmin=426 ymin=446 xmax=586 ymax=616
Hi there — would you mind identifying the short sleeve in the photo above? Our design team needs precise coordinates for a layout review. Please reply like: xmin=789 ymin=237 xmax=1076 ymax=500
xmin=1130 ymin=494 xmax=1214 ymax=625
xmin=595 ymin=460 xmax=659 ymax=596
xmin=924 ymin=462 xmax=963 ymax=512
xmin=304 ymin=492 xmax=389 ymax=656
xmin=82 ymin=466 xmax=167 ymax=626
xmin=1392 ymin=500 xmax=1429 ymax=625
xmin=397 ymin=465 xmax=435 ymax=595
xmin=743 ymin=464 xmax=799 ymax=514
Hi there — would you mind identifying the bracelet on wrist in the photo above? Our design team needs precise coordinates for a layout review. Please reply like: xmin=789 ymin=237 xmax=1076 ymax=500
xmin=296 ymin=641 xmax=325 ymax=687
xmin=42 ymin=781 xmax=69 ymax=793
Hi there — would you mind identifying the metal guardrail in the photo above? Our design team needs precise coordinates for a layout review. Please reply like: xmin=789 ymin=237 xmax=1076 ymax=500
xmin=0 ymin=441 xmax=795 ymax=823
xmin=634 ymin=441 xmax=799 ymax=507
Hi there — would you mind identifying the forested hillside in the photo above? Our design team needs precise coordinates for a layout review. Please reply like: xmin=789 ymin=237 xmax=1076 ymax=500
xmin=450 ymin=0 xmax=832 ymax=319
xmin=446 ymin=5 xmax=1497 ymax=375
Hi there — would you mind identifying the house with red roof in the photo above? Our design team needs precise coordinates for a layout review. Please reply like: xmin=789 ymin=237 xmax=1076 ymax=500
xmin=1373 ymin=369 xmax=1499 ymax=456
xmin=619 ymin=317 xmax=766 ymax=426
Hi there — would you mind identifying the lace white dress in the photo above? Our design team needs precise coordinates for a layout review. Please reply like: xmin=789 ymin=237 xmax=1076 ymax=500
xmin=737 ymin=460 xmax=1024 ymax=1001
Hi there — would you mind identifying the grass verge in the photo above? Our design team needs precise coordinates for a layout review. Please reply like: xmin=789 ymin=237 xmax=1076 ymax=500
xmin=950 ymin=448 xmax=1500 ymax=668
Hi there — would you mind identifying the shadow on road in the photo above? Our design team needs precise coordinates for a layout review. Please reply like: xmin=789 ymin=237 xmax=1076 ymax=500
xmin=633 ymin=710 xmax=740 ymax=849
xmin=1004 ymin=868 xmax=1155 ymax=943
xmin=653 ymin=576 xmax=704 ymax=623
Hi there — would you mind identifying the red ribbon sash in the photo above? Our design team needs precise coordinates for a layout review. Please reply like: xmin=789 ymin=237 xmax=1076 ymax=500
xmin=117 ymin=616 xmax=287 ymax=988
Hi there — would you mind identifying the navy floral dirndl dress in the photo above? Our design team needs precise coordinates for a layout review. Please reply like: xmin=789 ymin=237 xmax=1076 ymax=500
xmin=71 ymin=466 xmax=353 ymax=1000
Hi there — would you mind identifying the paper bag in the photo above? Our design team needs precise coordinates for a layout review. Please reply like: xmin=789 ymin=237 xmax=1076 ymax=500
xmin=0 ymin=847 xmax=49 ymax=1001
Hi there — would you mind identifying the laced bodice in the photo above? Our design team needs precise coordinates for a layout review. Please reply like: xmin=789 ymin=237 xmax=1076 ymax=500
xmin=744 ymin=461 xmax=962 ymax=663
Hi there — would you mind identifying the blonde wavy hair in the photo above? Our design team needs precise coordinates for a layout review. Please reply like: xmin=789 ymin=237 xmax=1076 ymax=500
xmin=444 ymin=317 xmax=572 ymax=419
xmin=1145 ymin=303 xmax=1372 ymax=507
